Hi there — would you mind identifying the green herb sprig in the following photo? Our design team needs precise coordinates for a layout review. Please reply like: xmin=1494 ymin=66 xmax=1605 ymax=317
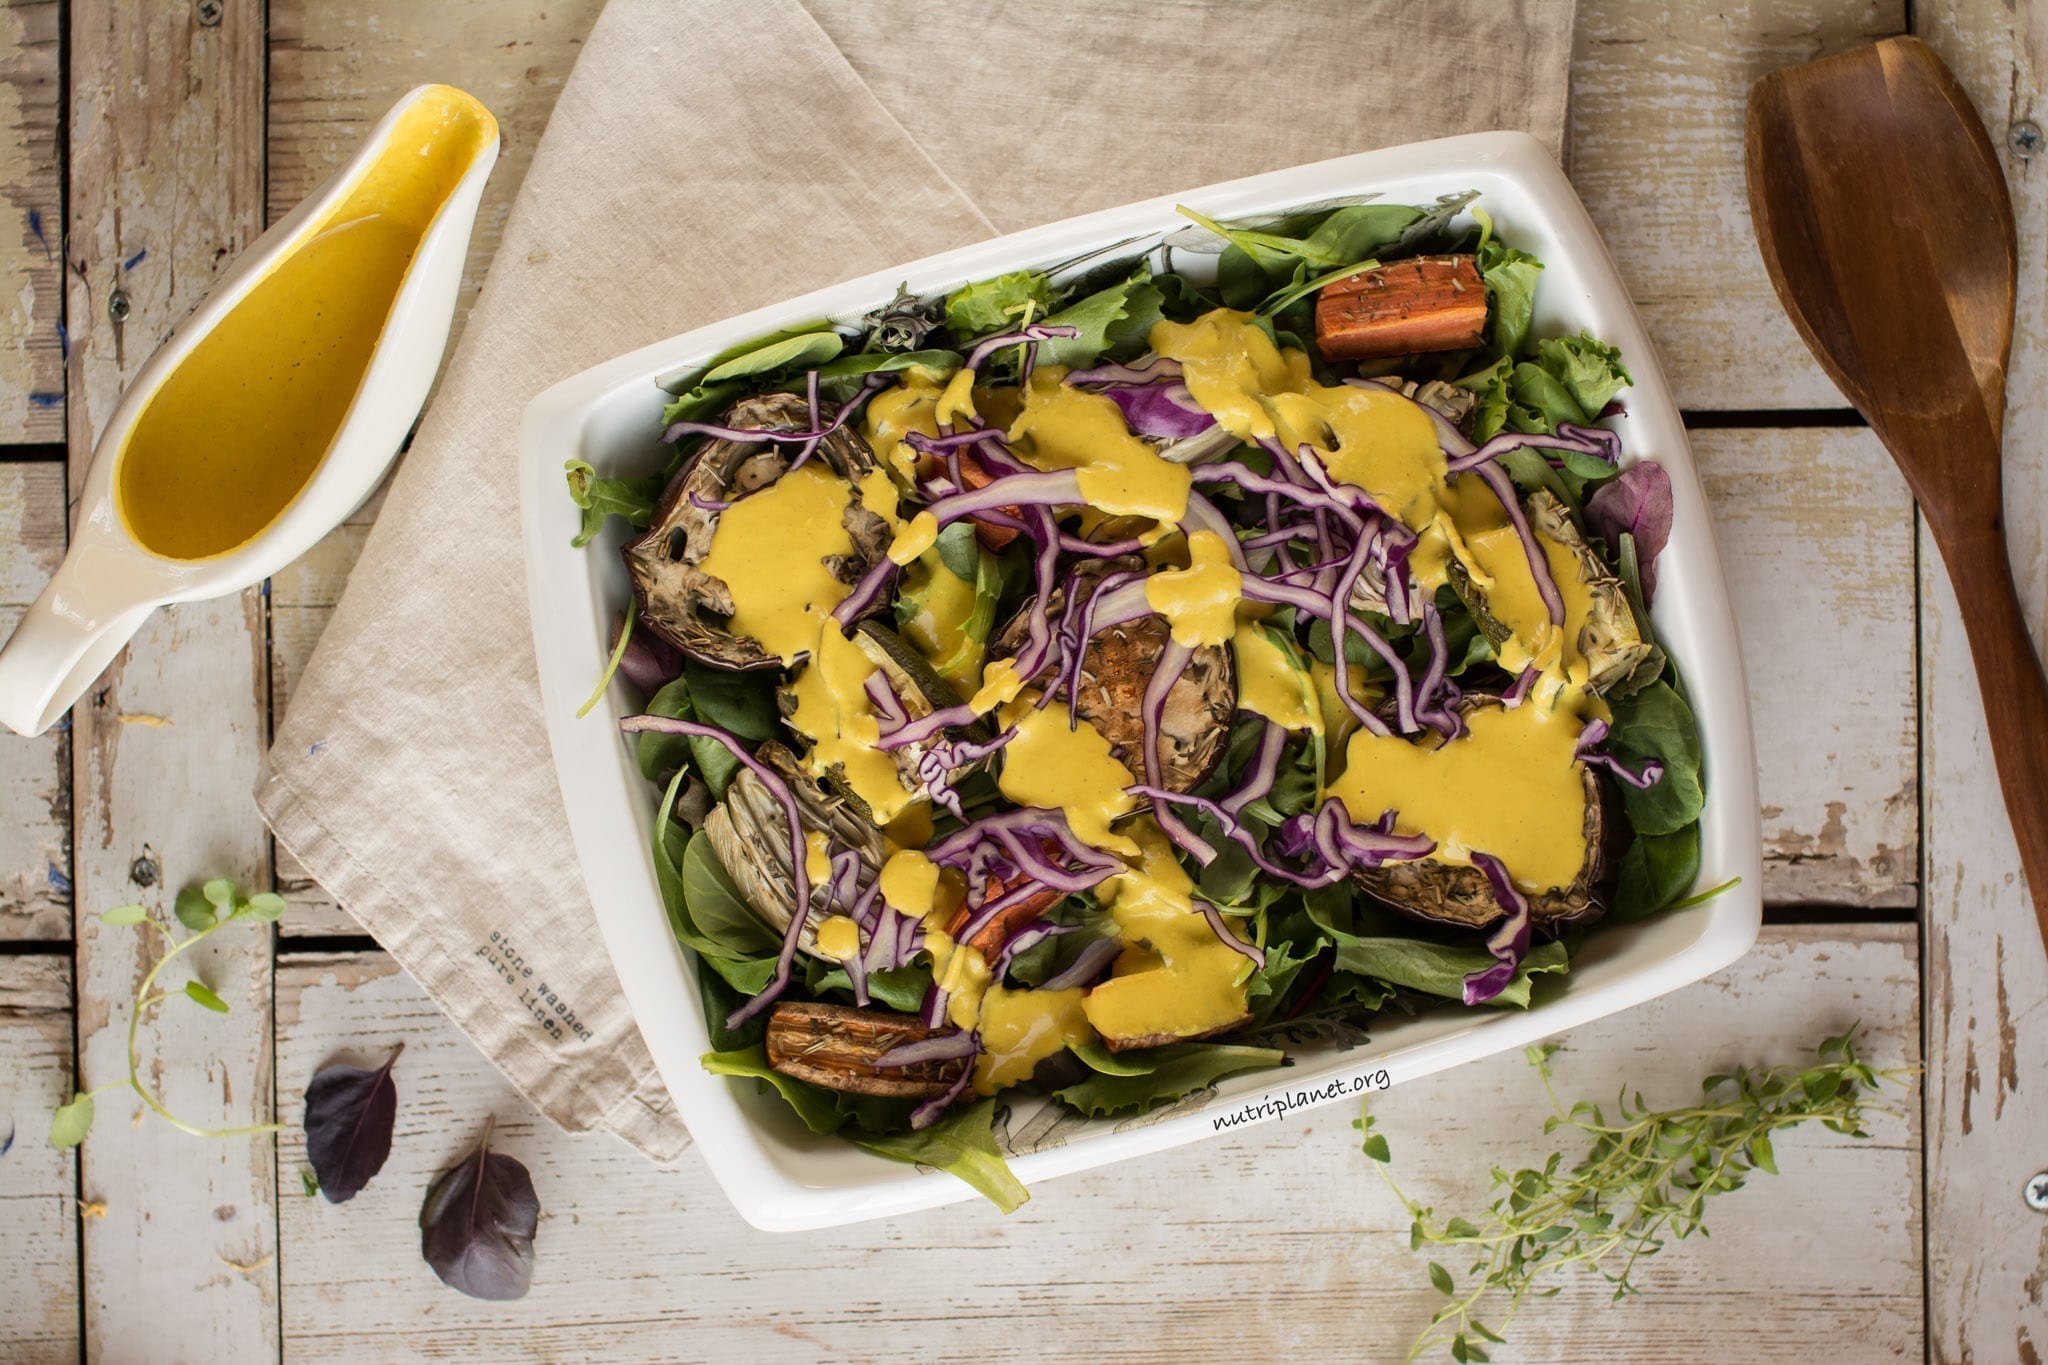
xmin=51 ymin=879 xmax=286 ymax=1147
xmin=1358 ymin=1029 xmax=1912 ymax=1363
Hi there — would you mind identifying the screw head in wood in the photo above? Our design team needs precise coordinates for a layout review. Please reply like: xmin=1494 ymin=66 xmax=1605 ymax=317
xmin=2009 ymin=119 xmax=2043 ymax=161
xmin=196 ymin=0 xmax=223 ymax=26
xmin=107 ymin=289 xmax=131 ymax=324
xmin=2027 ymin=1171 xmax=2048 ymax=1212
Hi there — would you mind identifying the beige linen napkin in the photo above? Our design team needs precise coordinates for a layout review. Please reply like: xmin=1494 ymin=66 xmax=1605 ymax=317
xmin=259 ymin=0 xmax=1576 ymax=1161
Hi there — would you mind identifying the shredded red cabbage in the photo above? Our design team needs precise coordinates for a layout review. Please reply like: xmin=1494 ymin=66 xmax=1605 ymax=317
xmin=1462 ymin=852 xmax=1533 ymax=1006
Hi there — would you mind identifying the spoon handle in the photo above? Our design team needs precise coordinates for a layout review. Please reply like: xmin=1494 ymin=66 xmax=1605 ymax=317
xmin=1941 ymin=526 xmax=2048 ymax=955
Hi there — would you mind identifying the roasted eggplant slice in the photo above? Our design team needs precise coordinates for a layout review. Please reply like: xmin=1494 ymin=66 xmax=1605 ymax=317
xmin=1527 ymin=491 xmax=1658 ymax=696
xmin=1447 ymin=488 xmax=1655 ymax=697
xmin=995 ymin=557 xmax=1236 ymax=793
xmin=703 ymin=741 xmax=886 ymax=956
xmin=1355 ymin=766 xmax=1612 ymax=931
xmin=1352 ymin=699 xmax=1618 ymax=932
xmin=1095 ymin=1013 xmax=1254 ymax=1054
xmin=764 ymin=1002 xmax=964 ymax=1099
xmin=622 ymin=392 xmax=891 ymax=669
xmin=776 ymin=620 xmax=994 ymax=824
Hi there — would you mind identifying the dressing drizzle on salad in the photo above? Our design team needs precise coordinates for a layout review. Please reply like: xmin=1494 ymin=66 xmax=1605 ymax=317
xmin=600 ymin=192 xmax=1697 ymax=1205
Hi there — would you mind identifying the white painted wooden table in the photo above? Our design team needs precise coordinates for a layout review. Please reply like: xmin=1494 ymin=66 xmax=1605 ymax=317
xmin=0 ymin=1 xmax=2041 ymax=1359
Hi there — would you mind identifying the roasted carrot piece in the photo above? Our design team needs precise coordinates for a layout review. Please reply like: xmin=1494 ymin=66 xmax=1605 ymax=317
xmin=946 ymin=868 xmax=1063 ymax=960
xmin=955 ymin=449 xmax=1022 ymax=551
xmin=1314 ymin=254 xmax=1487 ymax=360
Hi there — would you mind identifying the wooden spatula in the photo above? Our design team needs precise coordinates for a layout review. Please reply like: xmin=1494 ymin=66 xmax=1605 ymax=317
xmin=1746 ymin=35 xmax=2048 ymax=950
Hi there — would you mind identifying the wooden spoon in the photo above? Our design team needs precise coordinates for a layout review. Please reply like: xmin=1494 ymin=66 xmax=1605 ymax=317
xmin=1746 ymin=36 xmax=2048 ymax=949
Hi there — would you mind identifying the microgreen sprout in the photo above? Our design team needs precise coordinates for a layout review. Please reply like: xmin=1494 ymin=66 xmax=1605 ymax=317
xmin=51 ymin=879 xmax=287 ymax=1148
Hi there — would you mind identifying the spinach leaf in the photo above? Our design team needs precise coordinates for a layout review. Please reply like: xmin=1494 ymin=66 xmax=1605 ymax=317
xmin=701 ymin=1045 xmax=845 ymax=1135
xmin=303 ymin=1043 xmax=403 ymax=1204
xmin=698 ymin=952 xmax=780 ymax=995
xmin=680 ymin=829 xmax=784 ymax=959
xmin=945 ymin=270 xmax=1055 ymax=341
xmin=1055 ymin=1042 xmax=1284 ymax=1117
xmin=696 ymin=965 xmax=767 ymax=1051
xmin=1333 ymin=936 xmax=1569 ymax=1009
xmin=635 ymin=677 xmax=695 ymax=782
xmin=1196 ymin=837 xmax=1261 ymax=905
xmin=1307 ymin=203 xmax=1428 ymax=265
xmin=701 ymin=330 xmax=844 ymax=386
xmin=933 ymin=520 xmax=982 ymax=582
xmin=659 ymin=380 xmax=746 ymax=430
xmin=1610 ymin=824 xmax=1703 ymax=923
xmin=683 ymin=660 xmax=776 ymax=741
xmin=656 ymin=327 xmax=845 ymax=429
xmin=807 ymin=963 xmax=934 ymax=1013
xmin=636 ymin=662 xmax=772 ymax=798
xmin=1605 ymin=680 xmax=1706 ymax=836
xmin=419 ymin=1118 xmax=540 ymax=1301
xmin=816 ymin=348 xmax=962 ymax=403
xmin=849 ymin=1097 xmax=1030 ymax=1214
xmin=563 ymin=459 xmax=661 ymax=549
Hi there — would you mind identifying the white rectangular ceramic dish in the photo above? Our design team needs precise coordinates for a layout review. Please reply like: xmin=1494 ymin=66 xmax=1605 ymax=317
xmin=518 ymin=131 xmax=1763 ymax=1232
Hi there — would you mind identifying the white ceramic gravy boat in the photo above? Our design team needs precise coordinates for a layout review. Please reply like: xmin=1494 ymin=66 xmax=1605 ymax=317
xmin=0 ymin=84 xmax=499 ymax=737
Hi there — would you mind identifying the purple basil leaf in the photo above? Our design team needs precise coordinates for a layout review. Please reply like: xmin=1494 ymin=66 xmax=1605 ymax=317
xmin=304 ymin=1042 xmax=404 ymax=1204
xmin=1585 ymin=460 xmax=1674 ymax=602
xmin=613 ymin=611 xmax=683 ymax=694
xmin=419 ymin=1118 xmax=539 ymax=1301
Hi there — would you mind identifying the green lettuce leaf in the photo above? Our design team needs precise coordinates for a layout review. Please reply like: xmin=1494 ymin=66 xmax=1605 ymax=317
xmin=849 ymin=1098 xmax=1031 ymax=1214
xmin=701 ymin=1045 xmax=844 ymax=1135
xmin=1333 ymin=936 xmax=1569 ymax=1009
xmin=563 ymin=459 xmax=662 ymax=549
xmin=945 ymin=270 xmax=1055 ymax=341
xmin=1032 ymin=268 xmax=1165 ymax=371
xmin=1536 ymin=332 xmax=1633 ymax=418
xmin=1054 ymin=1042 xmax=1284 ymax=1117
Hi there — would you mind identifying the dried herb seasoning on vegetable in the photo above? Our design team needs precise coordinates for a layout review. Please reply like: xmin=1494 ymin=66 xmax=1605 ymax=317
xmin=565 ymin=190 xmax=1717 ymax=1209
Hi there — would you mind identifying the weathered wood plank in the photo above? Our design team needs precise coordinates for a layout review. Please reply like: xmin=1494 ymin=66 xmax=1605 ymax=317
xmin=1569 ymin=0 xmax=1904 ymax=411
xmin=0 ymin=0 xmax=64 ymax=440
xmin=1915 ymin=3 xmax=2048 ymax=1361
xmin=272 ymin=926 xmax=1920 ymax=1361
xmin=0 ymin=461 xmax=70 ymax=937
xmin=0 ymin=954 xmax=81 ymax=1364
xmin=1692 ymin=427 xmax=1919 ymax=906
xmin=65 ymin=1 xmax=279 ymax=1358
xmin=266 ymin=0 xmax=606 ymax=361
xmin=265 ymin=0 xmax=603 ymax=934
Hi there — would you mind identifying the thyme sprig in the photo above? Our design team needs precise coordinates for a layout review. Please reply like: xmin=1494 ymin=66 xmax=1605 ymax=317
xmin=1358 ymin=1029 xmax=1912 ymax=1363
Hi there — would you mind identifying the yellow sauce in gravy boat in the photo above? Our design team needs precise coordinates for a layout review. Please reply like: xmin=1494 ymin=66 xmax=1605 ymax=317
xmin=0 ymin=84 xmax=498 ymax=736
